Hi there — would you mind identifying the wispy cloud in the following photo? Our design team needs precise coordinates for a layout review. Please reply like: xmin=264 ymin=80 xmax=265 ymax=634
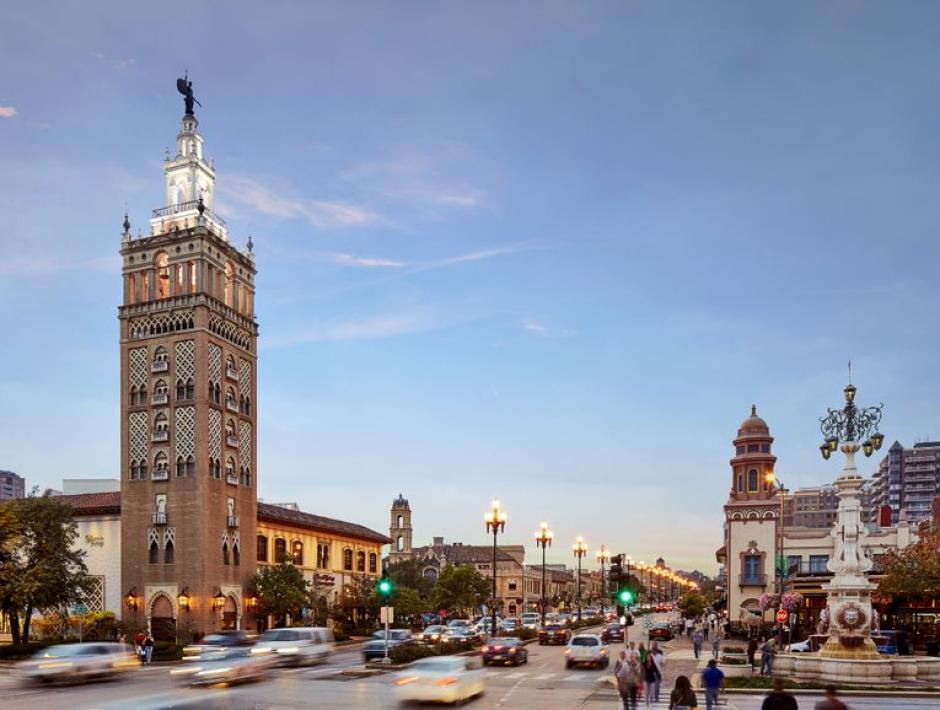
xmin=442 ymin=246 xmax=521 ymax=265
xmin=264 ymin=311 xmax=435 ymax=349
xmin=0 ymin=255 xmax=119 ymax=277
xmin=522 ymin=318 xmax=548 ymax=336
xmin=90 ymin=52 xmax=134 ymax=70
xmin=521 ymin=317 xmax=577 ymax=338
xmin=0 ymin=106 xmax=16 ymax=119
xmin=220 ymin=175 xmax=376 ymax=228
xmin=332 ymin=253 xmax=404 ymax=268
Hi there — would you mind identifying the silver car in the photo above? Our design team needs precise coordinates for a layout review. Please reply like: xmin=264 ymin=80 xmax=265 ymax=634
xmin=16 ymin=642 xmax=137 ymax=684
xmin=170 ymin=647 xmax=276 ymax=686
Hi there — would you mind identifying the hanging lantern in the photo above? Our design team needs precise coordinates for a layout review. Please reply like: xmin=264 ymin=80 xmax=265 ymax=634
xmin=820 ymin=443 xmax=831 ymax=460
xmin=862 ymin=439 xmax=874 ymax=457
xmin=871 ymin=432 xmax=884 ymax=451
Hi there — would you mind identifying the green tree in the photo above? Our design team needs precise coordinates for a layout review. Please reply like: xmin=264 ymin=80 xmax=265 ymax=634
xmin=387 ymin=558 xmax=435 ymax=598
xmin=336 ymin=574 xmax=381 ymax=629
xmin=253 ymin=562 xmax=309 ymax=626
xmin=0 ymin=493 xmax=89 ymax=644
xmin=678 ymin=590 xmax=707 ymax=619
xmin=878 ymin=522 xmax=940 ymax=597
xmin=391 ymin=586 xmax=426 ymax=619
xmin=430 ymin=564 xmax=490 ymax=617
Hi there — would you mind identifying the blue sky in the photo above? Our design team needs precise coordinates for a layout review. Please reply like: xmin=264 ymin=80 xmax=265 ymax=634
xmin=2 ymin=2 xmax=940 ymax=573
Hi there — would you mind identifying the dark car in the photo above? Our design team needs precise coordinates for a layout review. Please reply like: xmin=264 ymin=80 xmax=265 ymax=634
xmin=183 ymin=631 xmax=255 ymax=660
xmin=538 ymin=624 xmax=571 ymax=645
xmin=601 ymin=623 xmax=624 ymax=643
xmin=481 ymin=637 xmax=528 ymax=666
xmin=362 ymin=629 xmax=416 ymax=661
xmin=421 ymin=625 xmax=449 ymax=645
xmin=648 ymin=623 xmax=673 ymax=642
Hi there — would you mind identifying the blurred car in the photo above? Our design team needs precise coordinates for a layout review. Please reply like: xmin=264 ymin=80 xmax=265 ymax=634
xmin=447 ymin=619 xmax=472 ymax=630
xmin=395 ymin=656 xmax=485 ymax=705
xmin=363 ymin=629 xmax=416 ymax=661
xmin=565 ymin=634 xmax=609 ymax=669
xmin=648 ymin=623 xmax=673 ymax=642
xmin=787 ymin=639 xmax=811 ymax=653
xmin=16 ymin=642 xmax=137 ymax=684
xmin=601 ymin=623 xmax=624 ymax=643
xmin=252 ymin=626 xmax=334 ymax=666
xmin=481 ymin=637 xmax=528 ymax=666
xmin=183 ymin=630 xmax=255 ymax=660
xmin=520 ymin=613 xmax=541 ymax=630
xmin=443 ymin=626 xmax=477 ymax=644
xmin=499 ymin=618 xmax=520 ymax=634
xmin=539 ymin=623 xmax=571 ymax=645
xmin=557 ymin=613 xmax=573 ymax=626
xmin=421 ymin=625 xmax=449 ymax=645
xmin=170 ymin=647 xmax=276 ymax=686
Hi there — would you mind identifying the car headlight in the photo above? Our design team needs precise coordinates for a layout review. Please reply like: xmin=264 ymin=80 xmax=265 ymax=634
xmin=277 ymin=646 xmax=300 ymax=654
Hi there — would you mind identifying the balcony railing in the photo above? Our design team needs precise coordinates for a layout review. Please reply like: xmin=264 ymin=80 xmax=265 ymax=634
xmin=226 ymin=434 xmax=239 ymax=448
xmin=152 ymin=199 xmax=228 ymax=229
xmin=227 ymin=515 xmax=240 ymax=528
xmin=226 ymin=472 xmax=238 ymax=485
xmin=152 ymin=512 xmax=167 ymax=525
xmin=152 ymin=393 xmax=169 ymax=405
xmin=152 ymin=468 xmax=169 ymax=481
xmin=787 ymin=561 xmax=832 ymax=577
xmin=738 ymin=574 xmax=766 ymax=587
xmin=151 ymin=360 xmax=169 ymax=373
xmin=152 ymin=430 xmax=169 ymax=442
xmin=225 ymin=399 xmax=239 ymax=412
xmin=226 ymin=367 xmax=239 ymax=381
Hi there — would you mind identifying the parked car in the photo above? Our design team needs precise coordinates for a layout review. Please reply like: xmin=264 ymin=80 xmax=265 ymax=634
xmin=481 ymin=637 xmax=528 ymax=666
xmin=182 ymin=630 xmax=255 ymax=661
xmin=252 ymin=626 xmax=334 ymax=666
xmin=500 ymin=618 xmax=520 ymax=634
xmin=539 ymin=623 xmax=571 ymax=645
xmin=171 ymin=647 xmax=276 ymax=686
xmin=520 ymin=613 xmax=541 ymax=630
xmin=394 ymin=656 xmax=485 ymax=705
xmin=16 ymin=643 xmax=137 ymax=684
xmin=421 ymin=625 xmax=449 ymax=645
xmin=787 ymin=639 xmax=811 ymax=653
xmin=648 ymin=623 xmax=673 ymax=642
xmin=565 ymin=634 xmax=609 ymax=669
xmin=601 ymin=623 xmax=624 ymax=643
xmin=362 ymin=629 xmax=416 ymax=661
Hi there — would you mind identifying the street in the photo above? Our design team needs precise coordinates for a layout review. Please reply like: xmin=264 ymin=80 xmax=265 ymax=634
xmin=3 ymin=616 xmax=936 ymax=709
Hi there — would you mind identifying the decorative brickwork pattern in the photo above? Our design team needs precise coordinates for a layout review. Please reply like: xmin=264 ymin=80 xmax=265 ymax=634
xmin=209 ymin=316 xmax=251 ymax=350
xmin=175 ymin=339 xmax=195 ymax=381
xmin=129 ymin=412 xmax=149 ymax=463
xmin=239 ymin=359 xmax=251 ymax=399
xmin=129 ymin=348 xmax=148 ymax=387
xmin=240 ymin=422 xmax=252 ymax=470
xmin=82 ymin=575 xmax=106 ymax=613
xmin=128 ymin=309 xmax=194 ymax=339
xmin=209 ymin=343 xmax=222 ymax=384
xmin=148 ymin=528 xmax=160 ymax=548
xmin=208 ymin=409 xmax=222 ymax=461
xmin=164 ymin=527 xmax=176 ymax=547
xmin=175 ymin=406 xmax=195 ymax=460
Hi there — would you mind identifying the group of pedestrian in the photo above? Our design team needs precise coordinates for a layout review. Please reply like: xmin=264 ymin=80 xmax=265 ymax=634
xmin=613 ymin=641 xmax=665 ymax=709
xmin=133 ymin=630 xmax=155 ymax=664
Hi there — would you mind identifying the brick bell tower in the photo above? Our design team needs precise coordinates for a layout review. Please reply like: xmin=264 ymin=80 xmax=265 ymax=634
xmin=119 ymin=79 xmax=258 ymax=638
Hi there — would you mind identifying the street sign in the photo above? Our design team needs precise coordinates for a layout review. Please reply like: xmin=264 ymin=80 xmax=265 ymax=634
xmin=776 ymin=609 xmax=787 ymax=624
xmin=643 ymin=617 xmax=653 ymax=629
xmin=380 ymin=606 xmax=394 ymax=624
xmin=73 ymin=602 xmax=88 ymax=616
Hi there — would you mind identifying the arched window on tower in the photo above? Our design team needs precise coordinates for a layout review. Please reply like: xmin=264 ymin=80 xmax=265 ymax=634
xmin=226 ymin=387 xmax=237 ymax=412
xmin=155 ymin=253 xmax=170 ymax=299
xmin=736 ymin=472 xmax=744 ymax=492
xmin=130 ymin=385 xmax=139 ymax=406
xmin=164 ymin=540 xmax=175 ymax=564
xmin=223 ymin=541 xmax=230 ymax=566
xmin=397 ymin=515 xmax=404 ymax=528
xmin=748 ymin=469 xmax=759 ymax=491
xmin=224 ymin=262 xmax=234 ymax=307
xmin=233 ymin=542 xmax=240 ymax=566
xmin=149 ymin=540 xmax=159 ymax=564
xmin=225 ymin=457 xmax=236 ymax=483
xmin=397 ymin=536 xmax=404 ymax=552
xmin=154 ymin=452 xmax=168 ymax=479
xmin=153 ymin=346 xmax=168 ymax=369
xmin=154 ymin=411 xmax=168 ymax=433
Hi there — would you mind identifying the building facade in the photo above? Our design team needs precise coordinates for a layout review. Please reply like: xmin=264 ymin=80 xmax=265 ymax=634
xmin=118 ymin=94 xmax=258 ymax=637
xmin=388 ymin=494 xmax=413 ymax=565
xmin=783 ymin=485 xmax=839 ymax=529
xmin=0 ymin=470 xmax=25 ymax=501
xmin=867 ymin=441 xmax=940 ymax=525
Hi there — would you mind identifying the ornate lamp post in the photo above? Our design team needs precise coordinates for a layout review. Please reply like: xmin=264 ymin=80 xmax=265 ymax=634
xmin=534 ymin=522 xmax=553 ymax=626
xmin=485 ymin=498 xmax=507 ymax=638
xmin=572 ymin=537 xmax=588 ymax=621
xmin=765 ymin=472 xmax=787 ymax=599
xmin=817 ymin=379 xmax=884 ymax=658
xmin=596 ymin=545 xmax=611 ymax=618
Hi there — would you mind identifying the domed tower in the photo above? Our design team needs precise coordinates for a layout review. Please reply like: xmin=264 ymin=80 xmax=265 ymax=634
xmin=721 ymin=405 xmax=780 ymax=632
xmin=388 ymin=494 xmax=413 ymax=564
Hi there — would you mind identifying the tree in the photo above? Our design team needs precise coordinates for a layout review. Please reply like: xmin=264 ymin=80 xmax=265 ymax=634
xmin=430 ymin=564 xmax=490 ymax=617
xmin=878 ymin=522 xmax=940 ymax=597
xmin=253 ymin=562 xmax=309 ymax=627
xmin=336 ymin=574 xmax=381 ymax=629
xmin=387 ymin=559 xmax=435 ymax=599
xmin=0 ymin=494 xmax=89 ymax=644
xmin=391 ymin=587 xmax=425 ymax=619
xmin=678 ymin=590 xmax=707 ymax=619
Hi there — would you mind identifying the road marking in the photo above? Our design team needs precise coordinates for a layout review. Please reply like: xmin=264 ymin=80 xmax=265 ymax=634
xmin=504 ymin=671 xmax=526 ymax=679
xmin=534 ymin=672 xmax=555 ymax=680
xmin=563 ymin=672 xmax=587 ymax=682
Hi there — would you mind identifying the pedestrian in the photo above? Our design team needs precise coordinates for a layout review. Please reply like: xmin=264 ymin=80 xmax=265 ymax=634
xmin=759 ymin=637 xmax=775 ymax=676
xmin=616 ymin=654 xmax=642 ymax=710
xmin=685 ymin=618 xmax=693 ymax=638
xmin=703 ymin=621 xmax=709 ymax=640
xmin=643 ymin=651 xmax=661 ymax=708
xmin=143 ymin=633 xmax=154 ymax=664
xmin=651 ymin=646 xmax=665 ymax=702
xmin=692 ymin=628 xmax=704 ymax=660
xmin=624 ymin=640 xmax=640 ymax=664
xmin=668 ymin=674 xmax=698 ymax=710
xmin=134 ymin=630 xmax=145 ymax=663
xmin=701 ymin=659 xmax=725 ymax=710
xmin=747 ymin=637 xmax=759 ymax=672
xmin=814 ymin=685 xmax=848 ymax=710
xmin=761 ymin=677 xmax=798 ymax=710
xmin=711 ymin=634 xmax=720 ymax=660
xmin=638 ymin=641 xmax=648 ymax=665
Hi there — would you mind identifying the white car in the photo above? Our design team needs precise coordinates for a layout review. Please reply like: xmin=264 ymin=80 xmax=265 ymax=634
xmin=565 ymin=634 xmax=610 ymax=669
xmin=16 ymin=643 xmax=137 ymax=684
xmin=788 ymin=639 xmax=811 ymax=653
xmin=171 ymin=647 xmax=277 ymax=686
xmin=252 ymin=626 xmax=334 ymax=666
xmin=395 ymin=656 xmax=485 ymax=704
xmin=520 ymin=614 xmax=541 ymax=630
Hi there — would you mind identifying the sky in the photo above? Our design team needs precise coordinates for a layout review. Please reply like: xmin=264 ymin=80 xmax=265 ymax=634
xmin=2 ymin=1 xmax=940 ymax=574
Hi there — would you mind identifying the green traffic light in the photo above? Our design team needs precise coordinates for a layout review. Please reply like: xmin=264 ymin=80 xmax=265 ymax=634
xmin=377 ymin=578 xmax=393 ymax=596
xmin=617 ymin=589 xmax=634 ymax=604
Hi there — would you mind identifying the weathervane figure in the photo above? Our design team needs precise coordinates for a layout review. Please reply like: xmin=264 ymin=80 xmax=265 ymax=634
xmin=176 ymin=74 xmax=201 ymax=116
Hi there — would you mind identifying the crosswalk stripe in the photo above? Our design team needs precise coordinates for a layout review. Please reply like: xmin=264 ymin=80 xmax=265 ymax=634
xmin=534 ymin=672 xmax=555 ymax=680
xmin=504 ymin=671 xmax=526 ymax=679
xmin=563 ymin=673 xmax=587 ymax=681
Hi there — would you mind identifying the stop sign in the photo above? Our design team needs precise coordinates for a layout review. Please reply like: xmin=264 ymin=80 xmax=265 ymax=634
xmin=776 ymin=609 xmax=787 ymax=623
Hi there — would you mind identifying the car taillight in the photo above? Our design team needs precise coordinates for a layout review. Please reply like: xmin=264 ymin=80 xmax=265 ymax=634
xmin=395 ymin=676 xmax=418 ymax=686
xmin=436 ymin=677 xmax=458 ymax=686
xmin=481 ymin=646 xmax=489 ymax=653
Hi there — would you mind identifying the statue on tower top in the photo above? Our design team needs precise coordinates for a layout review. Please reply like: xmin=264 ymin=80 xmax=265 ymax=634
xmin=176 ymin=75 xmax=200 ymax=116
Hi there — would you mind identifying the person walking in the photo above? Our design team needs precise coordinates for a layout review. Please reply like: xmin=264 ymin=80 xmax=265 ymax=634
xmin=668 ymin=675 xmax=698 ymax=710
xmin=616 ymin=654 xmax=642 ymax=710
xmin=651 ymin=646 xmax=665 ymax=703
xmin=747 ymin=637 xmax=759 ymax=672
xmin=638 ymin=641 xmax=648 ymax=665
xmin=685 ymin=618 xmax=693 ymax=638
xmin=624 ymin=640 xmax=640 ymax=664
xmin=702 ymin=620 xmax=709 ymax=641
xmin=701 ymin=659 xmax=725 ymax=710
xmin=643 ymin=652 xmax=661 ymax=708
xmin=134 ymin=630 xmax=145 ymax=664
xmin=761 ymin=677 xmax=798 ymax=710
xmin=759 ymin=637 xmax=775 ymax=676
xmin=692 ymin=628 xmax=704 ymax=660
xmin=143 ymin=633 xmax=154 ymax=664
xmin=711 ymin=634 xmax=720 ymax=660
xmin=814 ymin=686 xmax=848 ymax=710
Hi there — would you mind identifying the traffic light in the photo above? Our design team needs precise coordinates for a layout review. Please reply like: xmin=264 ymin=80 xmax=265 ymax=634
xmin=609 ymin=553 xmax=623 ymax=584
xmin=616 ymin=588 xmax=634 ymax=605
xmin=377 ymin=577 xmax=393 ymax=599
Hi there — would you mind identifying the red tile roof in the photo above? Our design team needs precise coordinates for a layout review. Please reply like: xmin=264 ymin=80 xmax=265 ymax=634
xmin=53 ymin=491 xmax=121 ymax=516
xmin=257 ymin=502 xmax=390 ymax=545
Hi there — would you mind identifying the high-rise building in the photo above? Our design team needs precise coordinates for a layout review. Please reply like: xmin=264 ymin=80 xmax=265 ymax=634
xmin=867 ymin=441 xmax=940 ymax=525
xmin=118 ymin=85 xmax=258 ymax=636
xmin=0 ymin=470 xmax=26 ymax=501
xmin=783 ymin=485 xmax=839 ymax=529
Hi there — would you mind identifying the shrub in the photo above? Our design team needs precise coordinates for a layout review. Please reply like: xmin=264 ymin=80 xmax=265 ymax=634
xmin=723 ymin=646 xmax=745 ymax=654
xmin=333 ymin=629 xmax=350 ymax=642
xmin=389 ymin=644 xmax=438 ymax=664
xmin=151 ymin=640 xmax=183 ymax=661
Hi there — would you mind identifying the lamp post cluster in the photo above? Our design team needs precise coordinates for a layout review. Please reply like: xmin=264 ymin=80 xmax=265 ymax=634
xmin=534 ymin=522 xmax=553 ymax=626
xmin=634 ymin=561 xmax=696 ymax=604
xmin=572 ymin=537 xmax=588 ymax=620
xmin=484 ymin=498 xmax=507 ymax=637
